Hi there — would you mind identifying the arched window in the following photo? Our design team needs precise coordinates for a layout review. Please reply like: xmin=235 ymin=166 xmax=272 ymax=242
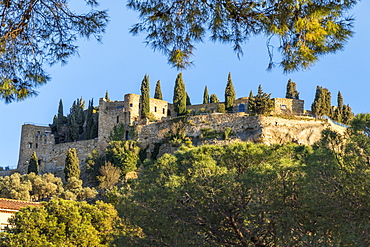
xmin=238 ymin=104 xmax=245 ymax=112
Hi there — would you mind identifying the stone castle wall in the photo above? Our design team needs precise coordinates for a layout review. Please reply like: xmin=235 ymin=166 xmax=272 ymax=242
xmin=16 ymin=92 xmax=339 ymax=177
xmin=137 ymin=114 xmax=346 ymax=150
xmin=17 ymin=123 xmax=99 ymax=178
xmin=273 ymin=98 xmax=304 ymax=115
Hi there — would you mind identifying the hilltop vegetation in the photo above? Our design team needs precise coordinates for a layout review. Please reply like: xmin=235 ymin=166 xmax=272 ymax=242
xmin=2 ymin=114 xmax=370 ymax=246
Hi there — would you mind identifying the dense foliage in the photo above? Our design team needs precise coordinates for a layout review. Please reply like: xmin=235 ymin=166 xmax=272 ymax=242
xmin=0 ymin=199 xmax=120 ymax=247
xmin=27 ymin=152 xmax=39 ymax=175
xmin=154 ymin=80 xmax=163 ymax=100
xmin=114 ymin=126 xmax=370 ymax=246
xmin=64 ymin=148 xmax=80 ymax=181
xmin=0 ymin=172 xmax=95 ymax=202
xmin=140 ymin=75 xmax=150 ymax=118
xmin=224 ymin=73 xmax=236 ymax=112
xmin=50 ymin=98 xmax=98 ymax=143
xmin=248 ymin=85 xmax=274 ymax=114
xmin=173 ymin=73 xmax=187 ymax=116
xmin=203 ymin=86 xmax=209 ymax=104
xmin=286 ymin=79 xmax=299 ymax=99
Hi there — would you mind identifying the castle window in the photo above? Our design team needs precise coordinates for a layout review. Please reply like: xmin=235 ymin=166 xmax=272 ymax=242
xmin=37 ymin=131 xmax=40 ymax=135
xmin=238 ymin=104 xmax=245 ymax=112
xmin=28 ymin=143 xmax=33 ymax=149
xmin=44 ymin=139 xmax=47 ymax=144
xmin=163 ymin=108 xmax=165 ymax=114
xmin=139 ymin=103 xmax=141 ymax=109
xmin=130 ymin=103 xmax=133 ymax=107
xmin=35 ymin=143 xmax=38 ymax=149
xmin=281 ymin=105 xmax=287 ymax=109
xmin=154 ymin=106 xmax=157 ymax=112
xmin=117 ymin=116 xmax=120 ymax=123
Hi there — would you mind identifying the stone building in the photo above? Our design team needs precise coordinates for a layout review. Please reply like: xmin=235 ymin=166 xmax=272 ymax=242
xmin=16 ymin=93 xmax=305 ymax=175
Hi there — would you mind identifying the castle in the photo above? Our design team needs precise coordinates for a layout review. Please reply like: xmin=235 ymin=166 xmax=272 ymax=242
xmin=16 ymin=93 xmax=344 ymax=177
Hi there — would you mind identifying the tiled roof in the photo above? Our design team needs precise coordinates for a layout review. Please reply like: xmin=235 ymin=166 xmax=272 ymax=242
xmin=0 ymin=198 xmax=41 ymax=211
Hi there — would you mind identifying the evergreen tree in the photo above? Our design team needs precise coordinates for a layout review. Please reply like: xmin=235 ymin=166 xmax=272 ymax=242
xmin=154 ymin=80 xmax=163 ymax=100
xmin=311 ymin=86 xmax=331 ymax=117
xmin=332 ymin=91 xmax=344 ymax=122
xmin=85 ymin=99 xmax=96 ymax=140
xmin=253 ymin=85 xmax=274 ymax=114
xmin=203 ymin=86 xmax=209 ymax=104
xmin=247 ymin=90 xmax=256 ymax=113
xmin=342 ymin=104 xmax=354 ymax=125
xmin=105 ymin=90 xmax=110 ymax=102
xmin=286 ymin=79 xmax=299 ymax=99
xmin=186 ymin=93 xmax=192 ymax=106
xmin=224 ymin=73 xmax=236 ymax=112
xmin=67 ymin=98 xmax=85 ymax=141
xmin=210 ymin=94 xmax=219 ymax=103
xmin=64 ymin=148 xmax=80 ymax=181
xmin=173 ymin=73 xmax=187 ymax=116
xmin=28 ymin=152 xmax=39 ymax=175
xmin=337 ymin=91 xmax=343 ymax=110
xmin=140 ymin=75 xmax=150 ymax=118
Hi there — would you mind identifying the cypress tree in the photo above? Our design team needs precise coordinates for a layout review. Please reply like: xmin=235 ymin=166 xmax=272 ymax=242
xmin=28 ymin=151 xmax=39 ymax=174
xmin=203 ymin=86 xmax=209 ymax=104
xmin=154 ymin=80 xmax=163 ymax=100
xmin=224 ymin=73 xmax=236 ymax=112
xmin=105 ymin=90 xmax=110 ymax=102
xmin=286 ymin=79 xmax=299 ymax=99
xmin=186 ymin=92 xmax=192 ymax=106
xmin=311 ymin=86 xmax=331 ymax=117
xmin=140 ymin=74 xmax=150 ymax=118
xmin=210 ymin=94 xmax=219 ymax=103
xmin=337 ymin=91 xmax=343 ymax=110
xmin=85 ymin=99 xmax=95 ymax=140
xmin=173 ymin=73 xmax=187 ymax=116
xmin=248 ymin=90 xmax=255 ymax=113
xmin=67 ymin=98 xmax=85 ymax=141
xmin=333 ymin=91 xmax=344 ymax=122
xmin=64 ymin=148 xmax=80 ymax=181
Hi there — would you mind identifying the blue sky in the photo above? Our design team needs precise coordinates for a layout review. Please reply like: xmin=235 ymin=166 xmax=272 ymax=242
xmin=1 ymin=1 xmax=369 ymax=168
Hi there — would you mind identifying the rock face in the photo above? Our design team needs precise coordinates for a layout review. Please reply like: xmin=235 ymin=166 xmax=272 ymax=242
xmin=138 ymin=114 xmax=346 ymax=158
xmin=17 ymin=113 xmax=346 ymax=176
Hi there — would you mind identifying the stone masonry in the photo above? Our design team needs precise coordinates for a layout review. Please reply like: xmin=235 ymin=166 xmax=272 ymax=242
xmin=16 ymin=92 xmax=342 ymax=177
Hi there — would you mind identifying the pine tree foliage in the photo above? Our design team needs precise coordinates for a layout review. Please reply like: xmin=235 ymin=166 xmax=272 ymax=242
xmin=342 ymin=104 xmax=354 ymax=125
xmin=247 ymin=90 xmax=256 ymax=113
xmin=311 ymin=86 xmax=331 ymax=117
xmin=210 ymin=94 xmax=219 ymax=103
xmin=28 ymin=152 xmax=39 ymax=175
xmin=224 ymin=73 xmax=236 ymax=112
xmin=173 ymin=73 xmax=187 ymax=116
xmin=286 ymin=79 xmax=299 ymax=99
xmin=64 ymin=148 xmax=80 ymax=181
xmin=127 ymin=0 xmax=355 ymax=72
xmin=0 ymin=1 xmax=108 ymax=103
xmin=140 ymin=75 xmax=150 ymax=118
xmin=249 ymin=85 xmax=274 ymax=114
xmin=154 ymin=80 xmax=163 ymax=100
xmin=203 ymin=86 xmax=209 ymax=104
